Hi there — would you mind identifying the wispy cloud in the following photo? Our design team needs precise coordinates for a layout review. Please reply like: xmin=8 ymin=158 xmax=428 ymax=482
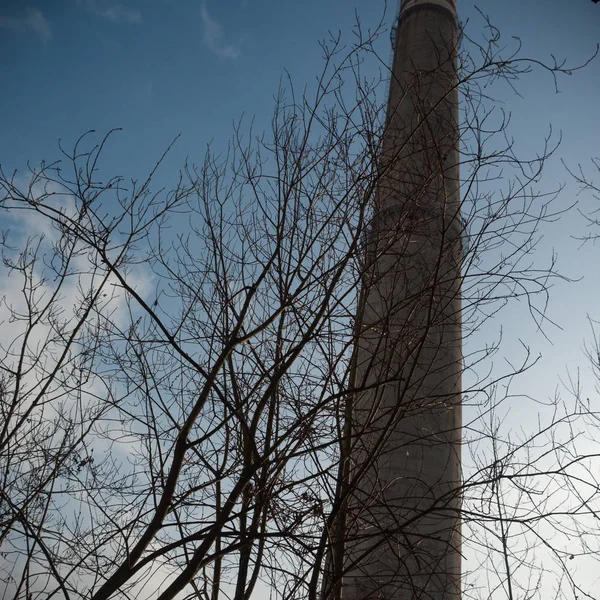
xmin=0 ymin=8 xmax=52 ymax=42
xmin=200 ymin=2 xmax=241 ymax=59
xmin=84 ymin=1 xmax=141 ymax=23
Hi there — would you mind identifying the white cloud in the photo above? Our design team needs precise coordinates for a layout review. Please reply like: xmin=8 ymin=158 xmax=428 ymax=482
xmin=85 ymin=1 xmax=141 ymax=23
xmin=200 ymin=2 xmax=241 ymax=59
xmin=0 ymin=8 xmax=52 ymax=42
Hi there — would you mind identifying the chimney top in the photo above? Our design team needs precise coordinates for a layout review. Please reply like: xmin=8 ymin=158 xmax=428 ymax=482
xmin=400 ymin=0 xmax=456 ymax=16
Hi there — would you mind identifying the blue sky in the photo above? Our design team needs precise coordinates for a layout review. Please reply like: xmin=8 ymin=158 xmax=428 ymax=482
xmin=1 ymin=0 xmax=598 ymax=185
xmin=2 ymin=0 xmax=600 ymax=596
xmin=1 ymin=0 xmax=599 ymax=466
xmin=1 ymin=0 xmax=389 ymax=178
xmin=1 ymin=0 xmax=600 ymax=496
xmin=3 ymin=0 xmax=596 ymax=386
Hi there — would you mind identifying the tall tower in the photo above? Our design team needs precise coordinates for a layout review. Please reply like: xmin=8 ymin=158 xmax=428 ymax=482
xmin=340 ymin=0 xmax=462 ymax=598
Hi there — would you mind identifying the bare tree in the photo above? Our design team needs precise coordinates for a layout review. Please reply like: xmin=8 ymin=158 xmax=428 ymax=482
xmin=0 ymin=11 xmax=598 ymax=600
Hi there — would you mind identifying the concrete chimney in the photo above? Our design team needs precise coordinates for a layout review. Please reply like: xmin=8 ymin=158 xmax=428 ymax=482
xmin=341 ymin=0 xmax=462 ymax=598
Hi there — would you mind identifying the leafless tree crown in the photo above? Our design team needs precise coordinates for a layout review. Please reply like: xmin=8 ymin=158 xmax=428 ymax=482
xmin=0 ymin=10 xmax=599 ymax=600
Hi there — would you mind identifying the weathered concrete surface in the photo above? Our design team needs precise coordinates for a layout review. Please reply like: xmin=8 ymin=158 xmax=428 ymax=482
xmin=343 ymin=0 xmax=462 ymax=598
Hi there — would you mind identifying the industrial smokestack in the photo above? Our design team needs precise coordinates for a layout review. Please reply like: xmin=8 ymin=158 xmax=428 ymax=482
xmin=339 ymin=0 xmax=462 ymax=598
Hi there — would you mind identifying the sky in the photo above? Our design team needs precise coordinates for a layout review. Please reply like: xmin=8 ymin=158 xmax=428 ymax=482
xmin=2 ymin=0 xmax=598 ymax=428
xmin=2 ymin=0 xmax=596 ymax=180
xmin=0 ymin=0 xmax=598 ymax=188
xmin=1 ymin=0 xmax=600 ymax=597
